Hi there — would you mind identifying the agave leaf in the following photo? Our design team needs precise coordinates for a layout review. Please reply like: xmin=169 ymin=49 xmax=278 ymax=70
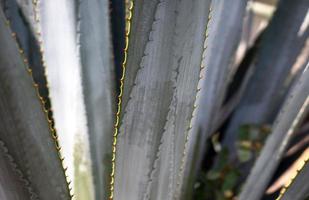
xmin=145 ymin=1 xmax=212 ymax=200
xmin=1 ymin=0 xmax=50 ymax=108
xmin=38 ymin=1 xmax=95 ymax=199
xmin=277 ymin=159 xmax=309 ymax=200
xmin=144 ymin=92 xmax=178 ymax=200
xmin=212 ymin=32 xmax=264 ymax=133
xmin=223 ymin=0 xmax=309 ymax=154
xmin=11 ymin=0 xmax=38 ymax=32
xmin=0 ymin=141 xmax=34 ymax=200
xmin=79 ymin=0 xmax=115 ymax=199
xmin=0 ymin=0 xmax=43 ymax=89
xmin=0 ymin=8 xmax=70 ymax=199
xmin=114 ymin=1 xmax=176 ymax=199
xmin=115 ymin=0 xmax=213 ymax=199
xmin=178 ymin=0 xmax=249 ymax=198
xmin=0 ymin=0 xmax=30 ymax=52
xmin=121 ymin=0 xmax=160 ymax=115
xmin=239 ymin=63 xmax=309 ymax=200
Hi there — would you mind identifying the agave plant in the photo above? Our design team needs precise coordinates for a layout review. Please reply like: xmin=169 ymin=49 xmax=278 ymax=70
xmin=0 ymin=0 xmax=308 ymax=200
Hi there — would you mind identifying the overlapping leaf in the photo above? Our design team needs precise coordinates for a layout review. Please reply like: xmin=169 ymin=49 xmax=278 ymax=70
xmin=223 ymin=0 xmax=309 ymax=154
xmin=114 ymin=0 xmax=212 ymax=199
xmin=179 ymin=0 xmax=249 ymax=198
xmin=38 ymin=1 xmax=95 ymax=198
xmin=0 ymin=9 xmax=70 ymax=199
xmin=278 ymin=159 xmax=309 ymax=200
xmin=79 ymin=0 xmax=116 ymax=199
xmin=239 ymin=63 xmax=309 ymax=200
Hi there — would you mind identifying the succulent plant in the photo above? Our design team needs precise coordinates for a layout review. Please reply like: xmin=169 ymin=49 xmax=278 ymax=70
xmin=0 ymin=0 xmax=308 ymax=200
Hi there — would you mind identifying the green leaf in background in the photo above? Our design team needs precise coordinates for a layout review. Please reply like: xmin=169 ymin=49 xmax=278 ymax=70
xmin=237 ymin=149 xmax=252 ymax=163
xmin=207 ymin=170 xmax=221 ymax=181
xmin=221 ymin=170 xmax=239 ymax=192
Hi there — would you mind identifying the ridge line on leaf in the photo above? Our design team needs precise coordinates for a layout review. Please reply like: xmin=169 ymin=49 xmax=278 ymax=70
xmin=141 ymin=0 xmax=188 ymax=198
xmin=120 ymin=0 xmax=167 ymax=117
xmin=0 ymin=139 xmax=39 ymax=200
xmin=143 ymin=19 xmax=182 ymax=197
xmin=174 ymin=3 xmax=213 ymax=199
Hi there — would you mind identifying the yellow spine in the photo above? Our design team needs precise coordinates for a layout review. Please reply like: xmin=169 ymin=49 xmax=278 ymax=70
xmin=4 ymin=0 xmax=74 ymax=198
xmin=275 ymin=158 xmax=308 ymax=200
xmin=109 ymin=1 xmax=134 ymax=199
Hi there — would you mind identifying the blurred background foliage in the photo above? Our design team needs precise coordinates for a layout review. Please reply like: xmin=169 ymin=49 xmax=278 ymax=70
xmin=193 ymin=0 xmax=309 ymax=199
